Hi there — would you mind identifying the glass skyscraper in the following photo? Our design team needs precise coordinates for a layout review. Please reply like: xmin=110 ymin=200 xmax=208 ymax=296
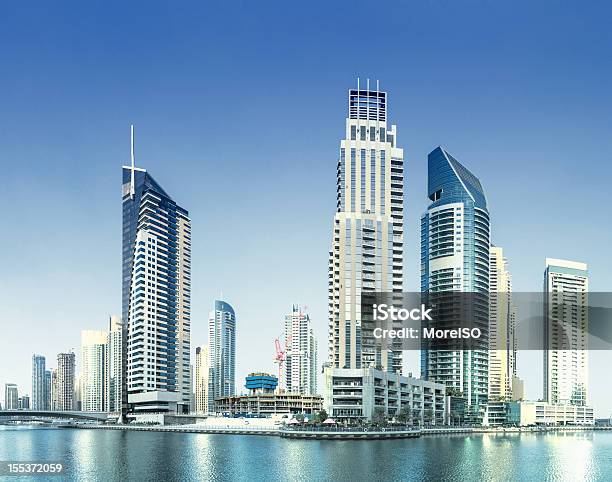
xmin=122 ymin=127 xmax=192 ymax=414
xmin=208 ymin=300 xmax=236 ymax=412
xmin=31 ymin=354 xmax=46 ymax=410
xmin=328 ymin=80 xmax=404 ymax=372
xmin=420 ymin=146 xmax=490 ymax=419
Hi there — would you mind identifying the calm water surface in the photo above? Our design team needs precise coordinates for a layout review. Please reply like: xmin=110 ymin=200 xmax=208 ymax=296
xmin=1 ymin=426 xmax=611 ymax=481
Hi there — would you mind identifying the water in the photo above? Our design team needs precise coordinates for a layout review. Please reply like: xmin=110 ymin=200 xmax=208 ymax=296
xmin=1 ymin=426 xmax=611 ymax=481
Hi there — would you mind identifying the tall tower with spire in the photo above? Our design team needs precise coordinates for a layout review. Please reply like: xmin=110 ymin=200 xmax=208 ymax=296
xmin=328 ymin=80 xmax=404 ymax=372
xmin=122 ymin=127 xmax=192 ymax=414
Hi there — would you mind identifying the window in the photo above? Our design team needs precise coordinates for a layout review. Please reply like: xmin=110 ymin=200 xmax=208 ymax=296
xmin=370 ymin=126 xmax=375 ymax=141
xmin=360 ymin=126 xmax=366 ymax=141
xmin=350 ymin=126 xmax=356 ymax=140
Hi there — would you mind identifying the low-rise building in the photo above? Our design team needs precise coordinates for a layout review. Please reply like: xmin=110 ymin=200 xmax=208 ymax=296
xmin=323 ymin=367 xmax=446 ymax=425
xmin=215 ymin=393 xmax=322 ymax=417
xmin=485 ymin=401 xmax=509 ymax=426
xmin=512 ymin=401 xmax=593 ymax=426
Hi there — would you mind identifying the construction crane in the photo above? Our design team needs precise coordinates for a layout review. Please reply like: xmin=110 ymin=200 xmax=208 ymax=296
xmin=273 ymin=337 xmax=286 ymax=393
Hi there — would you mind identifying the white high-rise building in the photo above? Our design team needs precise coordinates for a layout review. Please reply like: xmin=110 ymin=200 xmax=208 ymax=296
xmin=4 ymin=384 xmax=19 ymax=410
xmin=208 ymin=300 xmax=236 ymax=412
xmin=488 ymin=246 xmax=517 ymax=401
xmin=285 ymin=305 xmax=317 ymax=394
xmin=544 ymin=258 xmax=588 ymax=406
xmin=81 ymin=330 xmax=107 ymax=412
xmin=105 ymin=316 xmax=123 ymax=413
xmin=57 ymin=352 xmax=75 ymax=411
xmin=194 ymin=345 xmax=210 ymax=414
xmin=328 ymin=80 xmax=404 ymax=372
xmin=123 ymin=127 xmax=192 ymax=414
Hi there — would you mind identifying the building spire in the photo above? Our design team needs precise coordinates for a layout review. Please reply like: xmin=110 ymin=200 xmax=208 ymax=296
xmin=130 ymin=124 xmax=136 ymax=198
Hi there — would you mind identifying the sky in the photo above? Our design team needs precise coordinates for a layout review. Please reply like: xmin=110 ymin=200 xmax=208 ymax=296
xmin=1 ymin=0 xmax=611 ymax=415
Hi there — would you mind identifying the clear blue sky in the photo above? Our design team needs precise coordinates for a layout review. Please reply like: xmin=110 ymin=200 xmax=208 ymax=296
xmin=1 ymin=0 xmax=611 ymax=415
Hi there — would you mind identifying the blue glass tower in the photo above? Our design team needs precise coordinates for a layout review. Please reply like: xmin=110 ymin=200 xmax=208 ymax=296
xmin=122 ymin=128 xmax=192 ymax=414
xmin=208 ymin=299 xmax=236 ymax=412
xmin=420 ymin=146 xmax=490 ymax=419
xmin=31 ymin=354 xmax=46 ymax=410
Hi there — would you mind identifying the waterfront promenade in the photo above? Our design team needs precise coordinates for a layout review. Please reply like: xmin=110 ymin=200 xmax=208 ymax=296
xmin=65 ymin=422 xmax=611 ymax=440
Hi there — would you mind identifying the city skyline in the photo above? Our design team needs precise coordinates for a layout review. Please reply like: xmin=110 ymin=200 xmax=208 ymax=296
xmin=2 ymin=1 xmax=612 ymax=417
xmin=1 ymin=100 xmax=609 ymax=417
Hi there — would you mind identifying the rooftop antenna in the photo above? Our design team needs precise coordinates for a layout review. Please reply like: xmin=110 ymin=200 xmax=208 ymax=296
xmin=130 ymin=125 xmax=136 ymax=198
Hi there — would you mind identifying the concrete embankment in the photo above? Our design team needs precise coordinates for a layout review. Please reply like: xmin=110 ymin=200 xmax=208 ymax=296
xmin=70 ymin=424 xmax=421 ymax=439
xmin=68 ymin=423 xmax=611 ymax=439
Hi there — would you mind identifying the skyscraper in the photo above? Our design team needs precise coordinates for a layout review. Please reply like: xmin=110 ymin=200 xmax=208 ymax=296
xmin=106 ymin=315 xmax=123 ymax=413
xmin=208 ymin=300 xmax=236 ymax=412
xmin=56 ymin=352 xmax=75 ymax=411
xmin=122 ymin=126 xmax=192 ymax=414
xmin=544 ymin=258 xmax=588 ymax=406
xmin=328 ymin=80 xmax=404 ymax=372
xmin=31 ymin=354 xmax=46 ymax=410
xmin=81 ymin=330 xmax=107 ymax=411
xmin=44 ymin=370 xmax=51 ymax=410
xmin=420 ymin=147 xmax=490 ymax=419
xmin=488 ymin=246 xmax=517 ymax=401
xmin=49 ymin=369 xmax=58 ymax=410
xmin=18 ymin=394 xmax=30 ymax=410
xmin=194 ymin=345 xmax=210 ymax=414
xmin=4 ymin=384 xmax=18 ymax=410
xmin=285 ymin=305 xmax=318 ymax=394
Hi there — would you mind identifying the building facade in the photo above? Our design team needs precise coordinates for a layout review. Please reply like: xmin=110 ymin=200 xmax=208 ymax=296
xmin=49 ymin=369 xmax=58 ymax=410
xmin=4 ymin=384 xmax=19 ymax=410
xmin=81 ymin=330 xmax=107 ymax=411
xmin=285 ymin=305 xmax=318 ymax=394
xmin=328 ymin=81 xmax=404 ymax=373
xmin=56 ymin=352 xmax=75 ymax=411
xmin=245 ymin=373 xmax=278 ymax=395
xmin=216 ymin=393 xmax=323 ymax=417
xmin=420 ymin=147 xmax=490 ymax=421
xmin=18 ymin=394 xmax=30 ymax=410
xmin=544 ymin=258 xmax=588 ymax=406
xmin=31 ymin=354 xmax=46 ymax=410
xmin=323 ymin=367 xmax=446 ymax=424
xmin=209 ymin=300 xmax=236 ymax=412
xmin=44 ymin=370 xmax=52 ymax=410
xmin=510 ymin=401 xmax=593 ymax=426
xmin=106 ymin=315 xmax=123 ymax=413
xmin=194 ymin=345 xmax=210 ymax=414
xmin=488 ymin=246 xmax=518 ymax=402
xmin=122 ymin=127 xmax=192 ymax=414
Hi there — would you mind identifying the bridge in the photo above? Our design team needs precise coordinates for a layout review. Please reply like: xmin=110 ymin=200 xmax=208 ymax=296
xmin=0 ymin=410 xmax=110 ymax=421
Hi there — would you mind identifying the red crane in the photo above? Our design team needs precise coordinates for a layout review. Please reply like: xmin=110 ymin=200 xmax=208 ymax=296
xmin=273 ymin=337 xmax=286 ymax=393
